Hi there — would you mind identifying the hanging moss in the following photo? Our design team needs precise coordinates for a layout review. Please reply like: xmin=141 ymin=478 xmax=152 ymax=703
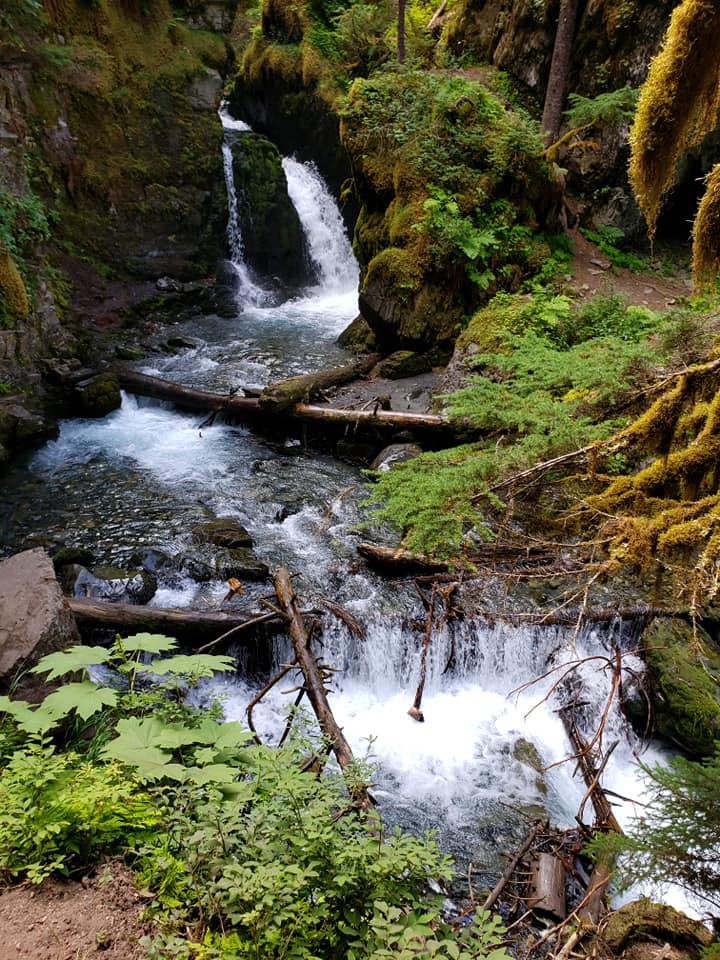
xmin=628 ymin=0 xmax=720 ymax=242
xmin=0 ymin=249 xmax=29 ymax=327
xmin=692 ymin=163 xmax=720 ymax=290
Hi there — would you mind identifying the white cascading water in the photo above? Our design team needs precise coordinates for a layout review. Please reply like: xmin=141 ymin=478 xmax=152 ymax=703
xmin=219 ymin=104 xmax=268 ymax=307
xmin=282 ymin=156 xmax=359 ymax=295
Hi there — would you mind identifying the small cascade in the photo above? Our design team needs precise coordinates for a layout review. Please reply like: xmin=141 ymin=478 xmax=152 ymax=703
xmin=282 ymin=157 xmax=359 ymax=295
xmin=219 ymin=106 xmax=267 ymax=307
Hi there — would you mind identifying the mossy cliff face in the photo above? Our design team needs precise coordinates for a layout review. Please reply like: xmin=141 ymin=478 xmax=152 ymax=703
xmin=341 ymin=70 xmax=561 ymax=351
xmin=0 ymin=0 xmax=236 ymax=453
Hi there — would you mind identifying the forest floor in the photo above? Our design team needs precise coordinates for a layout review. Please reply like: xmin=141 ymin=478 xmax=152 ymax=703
xmin=0 ymin=237 xmax=696 ymax=959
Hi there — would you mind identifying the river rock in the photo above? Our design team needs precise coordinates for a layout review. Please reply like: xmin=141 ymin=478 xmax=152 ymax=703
xmin=370 ymin=442 xmax=423 ymax=472
xmin=192 ymin=517 xmax=254 ymax=549
xmin=73 ymin=566 xmax=157 ymax=605
xmin=218 ymin=548 xmax=270 ymax=582
xmin=603 ymin=900 xmax=712 ymax=959
xmin=0 ymin=548 xmax=80 ymax=687
xmin=73 ymin=373 xmax=122 ymax=418
xmin=640 ymin=617 xmax=720 ymax=758
xmin=337 ymin=315 xmax=377 ymax=353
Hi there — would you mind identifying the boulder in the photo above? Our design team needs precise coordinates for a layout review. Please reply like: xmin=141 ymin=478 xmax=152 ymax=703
xmin=229 ymin=132 xmax=311 ymax=288
xmin=0 ymin=548 xmax=80 ymax=688
xmin=73 ymin=566 xmax=157 ymax=605
xmin=370 ymin=442 xmax=423 ymax=472
xmin=603 ymin=900 xmax=712 ymax=960
xmin=192 ymin=517 xmax=254 ymax=549
xmin=641 ymin=617 xmax=720 ymax=758
xmin=73 ymin=373 xmax=122 ymax=418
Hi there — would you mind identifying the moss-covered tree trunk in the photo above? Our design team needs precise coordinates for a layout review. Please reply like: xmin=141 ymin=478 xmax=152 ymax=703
xmin=397 ymin=0 xmax=406 ymax=63
xmin=541 ymin=0 xmax=581 ymax=144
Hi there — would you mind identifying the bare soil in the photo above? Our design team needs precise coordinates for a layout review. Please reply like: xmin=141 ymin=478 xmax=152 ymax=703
xmin=0 ymin=861 xmax=154 ymax=960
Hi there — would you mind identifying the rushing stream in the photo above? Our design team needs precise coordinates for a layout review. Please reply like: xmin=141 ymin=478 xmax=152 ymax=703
xmin=0 ymin=107 xmax=684 ymax=902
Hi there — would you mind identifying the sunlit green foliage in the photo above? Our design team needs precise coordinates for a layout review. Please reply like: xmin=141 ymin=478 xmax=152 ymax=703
xmin=366 ymin=293 xmax=679 ymax=557
xmin=0 ymin=635 xmax=510 ymax=957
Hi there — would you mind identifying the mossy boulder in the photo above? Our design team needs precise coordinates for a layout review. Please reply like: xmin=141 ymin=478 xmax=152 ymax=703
xmin=359 ymin=248 xmax=462 ymax=351
xmin=337 ymin=315 xmax=377 ymax=353
xmin=74 ymin=373 xmax=122 ymax=418
xmin=218 ymin=548 xmax=270 ymax=581
xmin=641 ymin=617 xmax=720 ymax=758
xmin=229 ymin=132 xmax=310 ymax=288
xmin=375 ymin=349 xmax=447 ymax=379
xmin=602 ymin=899 xmax=712 ymax=957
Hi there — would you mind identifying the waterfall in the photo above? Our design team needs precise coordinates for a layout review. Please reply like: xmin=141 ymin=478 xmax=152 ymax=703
xmin=219 ymin=106 xmax=267 ymax=307
xmin=282 ymin=157 xmax=359 ymax=295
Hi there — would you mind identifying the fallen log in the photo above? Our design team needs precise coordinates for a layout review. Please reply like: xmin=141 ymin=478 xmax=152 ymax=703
xmin=258 ymin=355 xmax=378 ymax=413
xmin=68 ymin=597 xmax=279 ymax=645
xmin=273 ymin=567 xmax=371 ymax=808
xmin=117 ymin=370 xmax=261 ymax=416
xmin=117 ymin=370 xmax=454 ymax=438
xmin=482 ymin=819 xmax=545 ymax=910
xmin=358 ymin=541 xmax=556 ymax=573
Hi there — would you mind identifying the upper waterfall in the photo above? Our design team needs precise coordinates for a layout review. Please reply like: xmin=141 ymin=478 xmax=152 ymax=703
xmin=282 ymin=157 xmax=359 ymax=295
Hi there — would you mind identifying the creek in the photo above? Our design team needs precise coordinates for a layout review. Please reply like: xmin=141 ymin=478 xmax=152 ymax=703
xmin=0 ymin=106 xmax=675 ymax=896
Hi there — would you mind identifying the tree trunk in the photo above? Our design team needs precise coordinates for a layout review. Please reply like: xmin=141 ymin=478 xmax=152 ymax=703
xmin=397 ymin=0 xmax=406 ymax=63
xmin=541 ymin=0 xmax=581 ymax=145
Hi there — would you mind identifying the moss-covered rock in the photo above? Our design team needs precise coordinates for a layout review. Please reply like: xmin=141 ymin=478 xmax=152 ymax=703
xmin=337 ymin=315 xmax=377 ymax=353
xmin=602 ymin=899 xmax=712 ymax=956
xmin=0 ymin=250 xmax=29 ymax=326
xmin=375 ymin=349 xmax=447 ymax=379
xmin=229 ymin=131 xmax=310 ymax=287
xmin=74 ymin=373 xmax=122 ymax=418
xmin=641 ymin=617 xmax=720 ymax=758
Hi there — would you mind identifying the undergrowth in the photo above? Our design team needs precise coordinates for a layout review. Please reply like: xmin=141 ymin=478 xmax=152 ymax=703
xmin=0 ymin=633 xmax=510 ymax=959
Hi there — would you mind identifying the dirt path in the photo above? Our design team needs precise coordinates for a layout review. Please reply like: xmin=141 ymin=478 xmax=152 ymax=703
xmin=0 ymin=861 xmax=153 ymax=960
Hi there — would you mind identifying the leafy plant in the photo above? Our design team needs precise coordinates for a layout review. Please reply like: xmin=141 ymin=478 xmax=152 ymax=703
xmin=0 ymin=737 xmax=158 ymax=883
xmin=580 ymin=225 xmax=648 ymax=272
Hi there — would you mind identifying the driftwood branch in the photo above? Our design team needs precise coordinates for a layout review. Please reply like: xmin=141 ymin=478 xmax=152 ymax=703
xmin=482 ymin=820 xmax=545 ymax=910
xmin=273 ymin=567 xmax=371 ymax=808
xmin=117 ymin=369 xmax=454 ymax=438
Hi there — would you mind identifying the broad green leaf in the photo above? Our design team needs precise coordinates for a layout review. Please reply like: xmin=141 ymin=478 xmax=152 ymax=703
xmin=117 ymin=633 xmax=178 ymax=655
xmin=213 ymin=720 xmax=253 ymax=749
xmin=148 ymin=653 xmax=235 ymax=678
xmin=0 ymin=695 xmax=58 ymax=734
xmin=41 ymin=681 xmax=118 ymax=721
xmin=102 ymin=716 xmax=186 ymax=781
xmin=186 ymin=764 xmax=237 ymax=785
xmin=31 ymin=645 xmax=112 ymax=680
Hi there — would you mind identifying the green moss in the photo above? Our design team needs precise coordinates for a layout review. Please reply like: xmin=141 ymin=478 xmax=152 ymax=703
xmin=642 ymin=617 xmax=720 ymax=758
xmin=0 ymin=250 xmax=29 ymax=326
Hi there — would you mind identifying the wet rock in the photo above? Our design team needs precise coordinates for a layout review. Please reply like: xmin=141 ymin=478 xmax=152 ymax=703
xmin=52 ymin=546 xmax=96 ymax=570
xmin=156 ymin=276 xmax=183 ymax=293
xmin=218 ymin=548 xmax=270 ymax=582
xmin=192 ymin=517 xmax=254 ymax=549
xmin=0 ymin=401 xmax=58 ymax=452
xmin=229 ymin=132 xmax=311 ymax=289
xmin=337 ymin=315 xmax=377 ymax=354
xmin=74 ymin=566 xmax=157 ymax=605
xmin=179 ymin=555 xmax=215 ymax=582
xmin=0 ymin=548 xmax=80 ymax=688
xmin=115 ymin=344 xmax=145 ymax=361
xmin=603 ymin=900 xmax=712 ymax=959
xmin=371 ymin=442 xmax=423 ymax=472
xmin=335 ymin=438 xmax=380 ymax=464
xmin=73 ymin=373 xmax=122 ymax=418
xmin=166 ymin=334 xmax=198 ymax=350
xmin=641 ymin=617 xmax=720 ymax=758
xmin=375 ymin=349 xmax=448 ymax=379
